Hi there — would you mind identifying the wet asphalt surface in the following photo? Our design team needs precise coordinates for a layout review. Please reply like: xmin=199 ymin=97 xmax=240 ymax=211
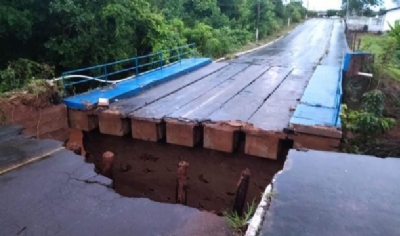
xmin=261 ymin=150 xmax=400 ymax=236
xmin=0 ymin=126 xmax=233 ymax=236
xmin=233 ymin=19 xmax=340 ymax=69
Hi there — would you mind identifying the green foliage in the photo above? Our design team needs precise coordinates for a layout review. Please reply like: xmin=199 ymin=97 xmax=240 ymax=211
xmin=0 ymin=59 xmax=54 ymax=93
xmin=341 ymin=0 xmax=383 ymax=15
xmin=360 ymin=33 xmax=400 ymax=82
xmin=341 ymin=90 xmax=396 ymax=138
xmin=327 ymin=9 xmax=339 ymax=17
xmin=0 ymin=0 xmax=307 ymax=93
xmin=223 ymin=199 xmax=257 ymax=235
xmin=388 ymin=21 xmax=400 ymax=44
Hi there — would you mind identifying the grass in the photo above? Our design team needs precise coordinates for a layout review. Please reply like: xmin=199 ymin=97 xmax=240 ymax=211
xmin=24 ymin=80 xmax=49 ymax=97
xmin=224 ymin=21 xmax=304 ymax=59
xmin=223 ymin=199 xmax=257 ymax=235
xmin=266 ymin=190 xmax=279 ymax=199
xmin=359 ymin=34 xmax=400 ymax=82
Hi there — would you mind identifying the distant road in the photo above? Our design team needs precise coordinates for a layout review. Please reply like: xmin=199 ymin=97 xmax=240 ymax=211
xmin=234 ymin=19 xmax=346 ymax=70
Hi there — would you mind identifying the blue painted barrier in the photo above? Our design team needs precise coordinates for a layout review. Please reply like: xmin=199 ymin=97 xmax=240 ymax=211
xmin=63 ymin=58 xmax=211 ymax=110
xmin=61 ymin=44 xmax=197 ymax=95
xmin=290 ymin=64 xmax=342 ymax=128
xmin=290 ymin=51 xmax=369 ymax=130
xmin=300 ymin=65 xmax=340 ymax=109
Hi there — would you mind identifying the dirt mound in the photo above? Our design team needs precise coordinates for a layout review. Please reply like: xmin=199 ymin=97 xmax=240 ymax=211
xmin=0 ymin=81 xmax=68 ymax=141
xmin=0 ymin=81 xmax=61 ymax=110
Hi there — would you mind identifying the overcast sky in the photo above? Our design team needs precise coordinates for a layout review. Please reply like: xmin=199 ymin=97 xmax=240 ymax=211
xmin=306 ymin=0 xmax=397 ymax=11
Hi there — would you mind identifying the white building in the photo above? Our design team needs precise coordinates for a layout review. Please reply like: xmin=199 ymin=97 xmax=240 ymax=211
xmin=346 ymin=7 xmax=400 ymax=32
xmin=381 ymin=7 xmax=400 ymax=31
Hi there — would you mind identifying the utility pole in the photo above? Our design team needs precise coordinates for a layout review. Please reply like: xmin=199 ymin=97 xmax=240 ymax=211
xmin=306 ymin=0 xmax=309 ymax=19
xmin=346 ymin=0 xmax=350 ymax=20
xmin=256 ymin=0 xmax=260 ymax=42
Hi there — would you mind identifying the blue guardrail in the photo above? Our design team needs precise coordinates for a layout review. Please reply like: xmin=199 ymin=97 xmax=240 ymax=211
xmin=62 ymin=44 xmax=212 ymax=110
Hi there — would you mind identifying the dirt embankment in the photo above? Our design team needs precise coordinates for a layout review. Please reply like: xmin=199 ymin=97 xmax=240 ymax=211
xmin=377 ymin=79 xmax=400 ymax=156
xmin=341 ymin=45 xmax=400 ymax=156
xmin=0 ymin=83 xmax=69 ymax=141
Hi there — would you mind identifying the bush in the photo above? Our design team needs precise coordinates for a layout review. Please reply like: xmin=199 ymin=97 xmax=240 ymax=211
xmin=0 ymin=59 xmax=54 ymax=93
xmin=341 ymin=90 xmax=396 ymax=138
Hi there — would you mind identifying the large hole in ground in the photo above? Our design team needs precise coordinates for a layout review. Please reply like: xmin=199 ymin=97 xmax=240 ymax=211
xmin=79 ymin=129 xmax=287 ymax=214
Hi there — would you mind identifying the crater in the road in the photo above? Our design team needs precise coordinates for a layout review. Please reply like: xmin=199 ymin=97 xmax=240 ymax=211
xmin=74 ymin=129 xmax=286 ymax=214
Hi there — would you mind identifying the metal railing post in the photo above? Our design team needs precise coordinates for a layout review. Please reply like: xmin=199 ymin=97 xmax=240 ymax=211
xmin=104 ymin=65 xmax=108 ymax=83
xmin=135 ymin=57 xmax=139 ymax=76
xmin=159 ymin=52 xmax=163 ymax=68
xmin=178 ymin=47 xmax=181 ymax=63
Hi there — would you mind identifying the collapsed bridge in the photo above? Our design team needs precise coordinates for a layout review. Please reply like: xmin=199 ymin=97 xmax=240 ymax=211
xmin=64 ymin=19 xmax=347 ymax=160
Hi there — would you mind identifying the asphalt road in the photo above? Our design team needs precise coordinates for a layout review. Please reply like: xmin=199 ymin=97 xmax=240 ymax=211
xmin=0 ymin=126 xmax=233 ymax=236
xmin=235 ymin=19 xmax=341 ymax=69
xmin=260 ymin=150 xmax=400 ymax=236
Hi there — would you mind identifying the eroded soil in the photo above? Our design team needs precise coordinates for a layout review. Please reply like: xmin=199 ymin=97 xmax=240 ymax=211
xmin=0 ymin=83 xmax=68 ymax=140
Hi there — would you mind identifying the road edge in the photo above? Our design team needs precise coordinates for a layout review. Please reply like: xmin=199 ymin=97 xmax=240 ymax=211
xmin=214 ymin=21 xmax=306 ymax=62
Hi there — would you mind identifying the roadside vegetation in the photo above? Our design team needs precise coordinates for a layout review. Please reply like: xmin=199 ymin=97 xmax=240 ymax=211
xmin=223 ymin=199 xmax=257 ymax=236
xmin=341 ymin=23 xmax=400 ymax=157
xmin=0 ymin=0 xmax=307 ymax=95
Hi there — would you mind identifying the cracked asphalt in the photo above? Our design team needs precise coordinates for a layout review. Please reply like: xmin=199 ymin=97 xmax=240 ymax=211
xmin=0 ymin=127 xmax=233 ymax=236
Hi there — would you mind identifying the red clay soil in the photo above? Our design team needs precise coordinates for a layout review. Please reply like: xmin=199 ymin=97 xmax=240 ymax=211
xmin=65 ymin=128 xmax=87 ymax=157
xmin=0 ymin=86 xmax=68 ymax=141
xmin=83 ymin=130 xmax=285 ymax=214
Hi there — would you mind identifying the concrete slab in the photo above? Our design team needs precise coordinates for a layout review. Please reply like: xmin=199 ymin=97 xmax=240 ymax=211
xmin=131 ymin=117 xmax=165 ymax=142
xmin=0 ymin=128 xmax=233 ymax=236
xmin=259 ymin=150 xmax=400 ymax=236
xmin=248 ymin=69 xmax=313 ymax=132
xmin=107 ymin=62 xmax=229 ymax=117
xmin=291 ymin=104 xmax=337 ymax=126
xmin=207 ymin=66 xmax=292 ymax=122
xmin=201 ymin=67 xmax=292 ymax=153
xmin=165 ymin=64 xmax=270 ymax=147
xmin=97 ymin=62 xmax=228 ymax=137
xmin=130 ymin=63 xmax=249 ymax=120
xmin=68 ymin=109 xmax=98 ymax=131
xmin=130 ymin=63 xmax=249 ymax=142
xmin=299 ymin=65 xmax=340 ymax=109
xmin=63 ymin=58 xmax=212 ymax=110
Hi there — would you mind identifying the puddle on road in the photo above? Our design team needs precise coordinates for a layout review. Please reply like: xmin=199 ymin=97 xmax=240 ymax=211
xmin=68 ymin=129 xmax=287 ymax=214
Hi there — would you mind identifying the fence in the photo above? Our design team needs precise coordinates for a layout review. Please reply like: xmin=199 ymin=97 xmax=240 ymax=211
xmin=61 ymin=43 xmax=197 ymax=95
xmin=346 ymin=16 xmax=384 ymax=32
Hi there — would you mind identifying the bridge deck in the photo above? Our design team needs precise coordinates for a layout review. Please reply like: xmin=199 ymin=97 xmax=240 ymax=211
xmin=68 ymin=19 xmax=345 ymax=159
xmin=85 ymin=61 xmax=329 ymax=159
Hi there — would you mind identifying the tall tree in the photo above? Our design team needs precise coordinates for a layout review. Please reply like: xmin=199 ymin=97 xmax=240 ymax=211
xmin=341 ymin=0 xmax=383 ymax=15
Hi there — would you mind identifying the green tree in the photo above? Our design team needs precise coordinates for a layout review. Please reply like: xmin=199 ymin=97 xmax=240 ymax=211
xmin=341 ymin=0 xmax=383 ymax=15
xmin=0 ymin=0 xmax=301 ymax=93
xmin=327 ymin=9 xmax=339 ymax=17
